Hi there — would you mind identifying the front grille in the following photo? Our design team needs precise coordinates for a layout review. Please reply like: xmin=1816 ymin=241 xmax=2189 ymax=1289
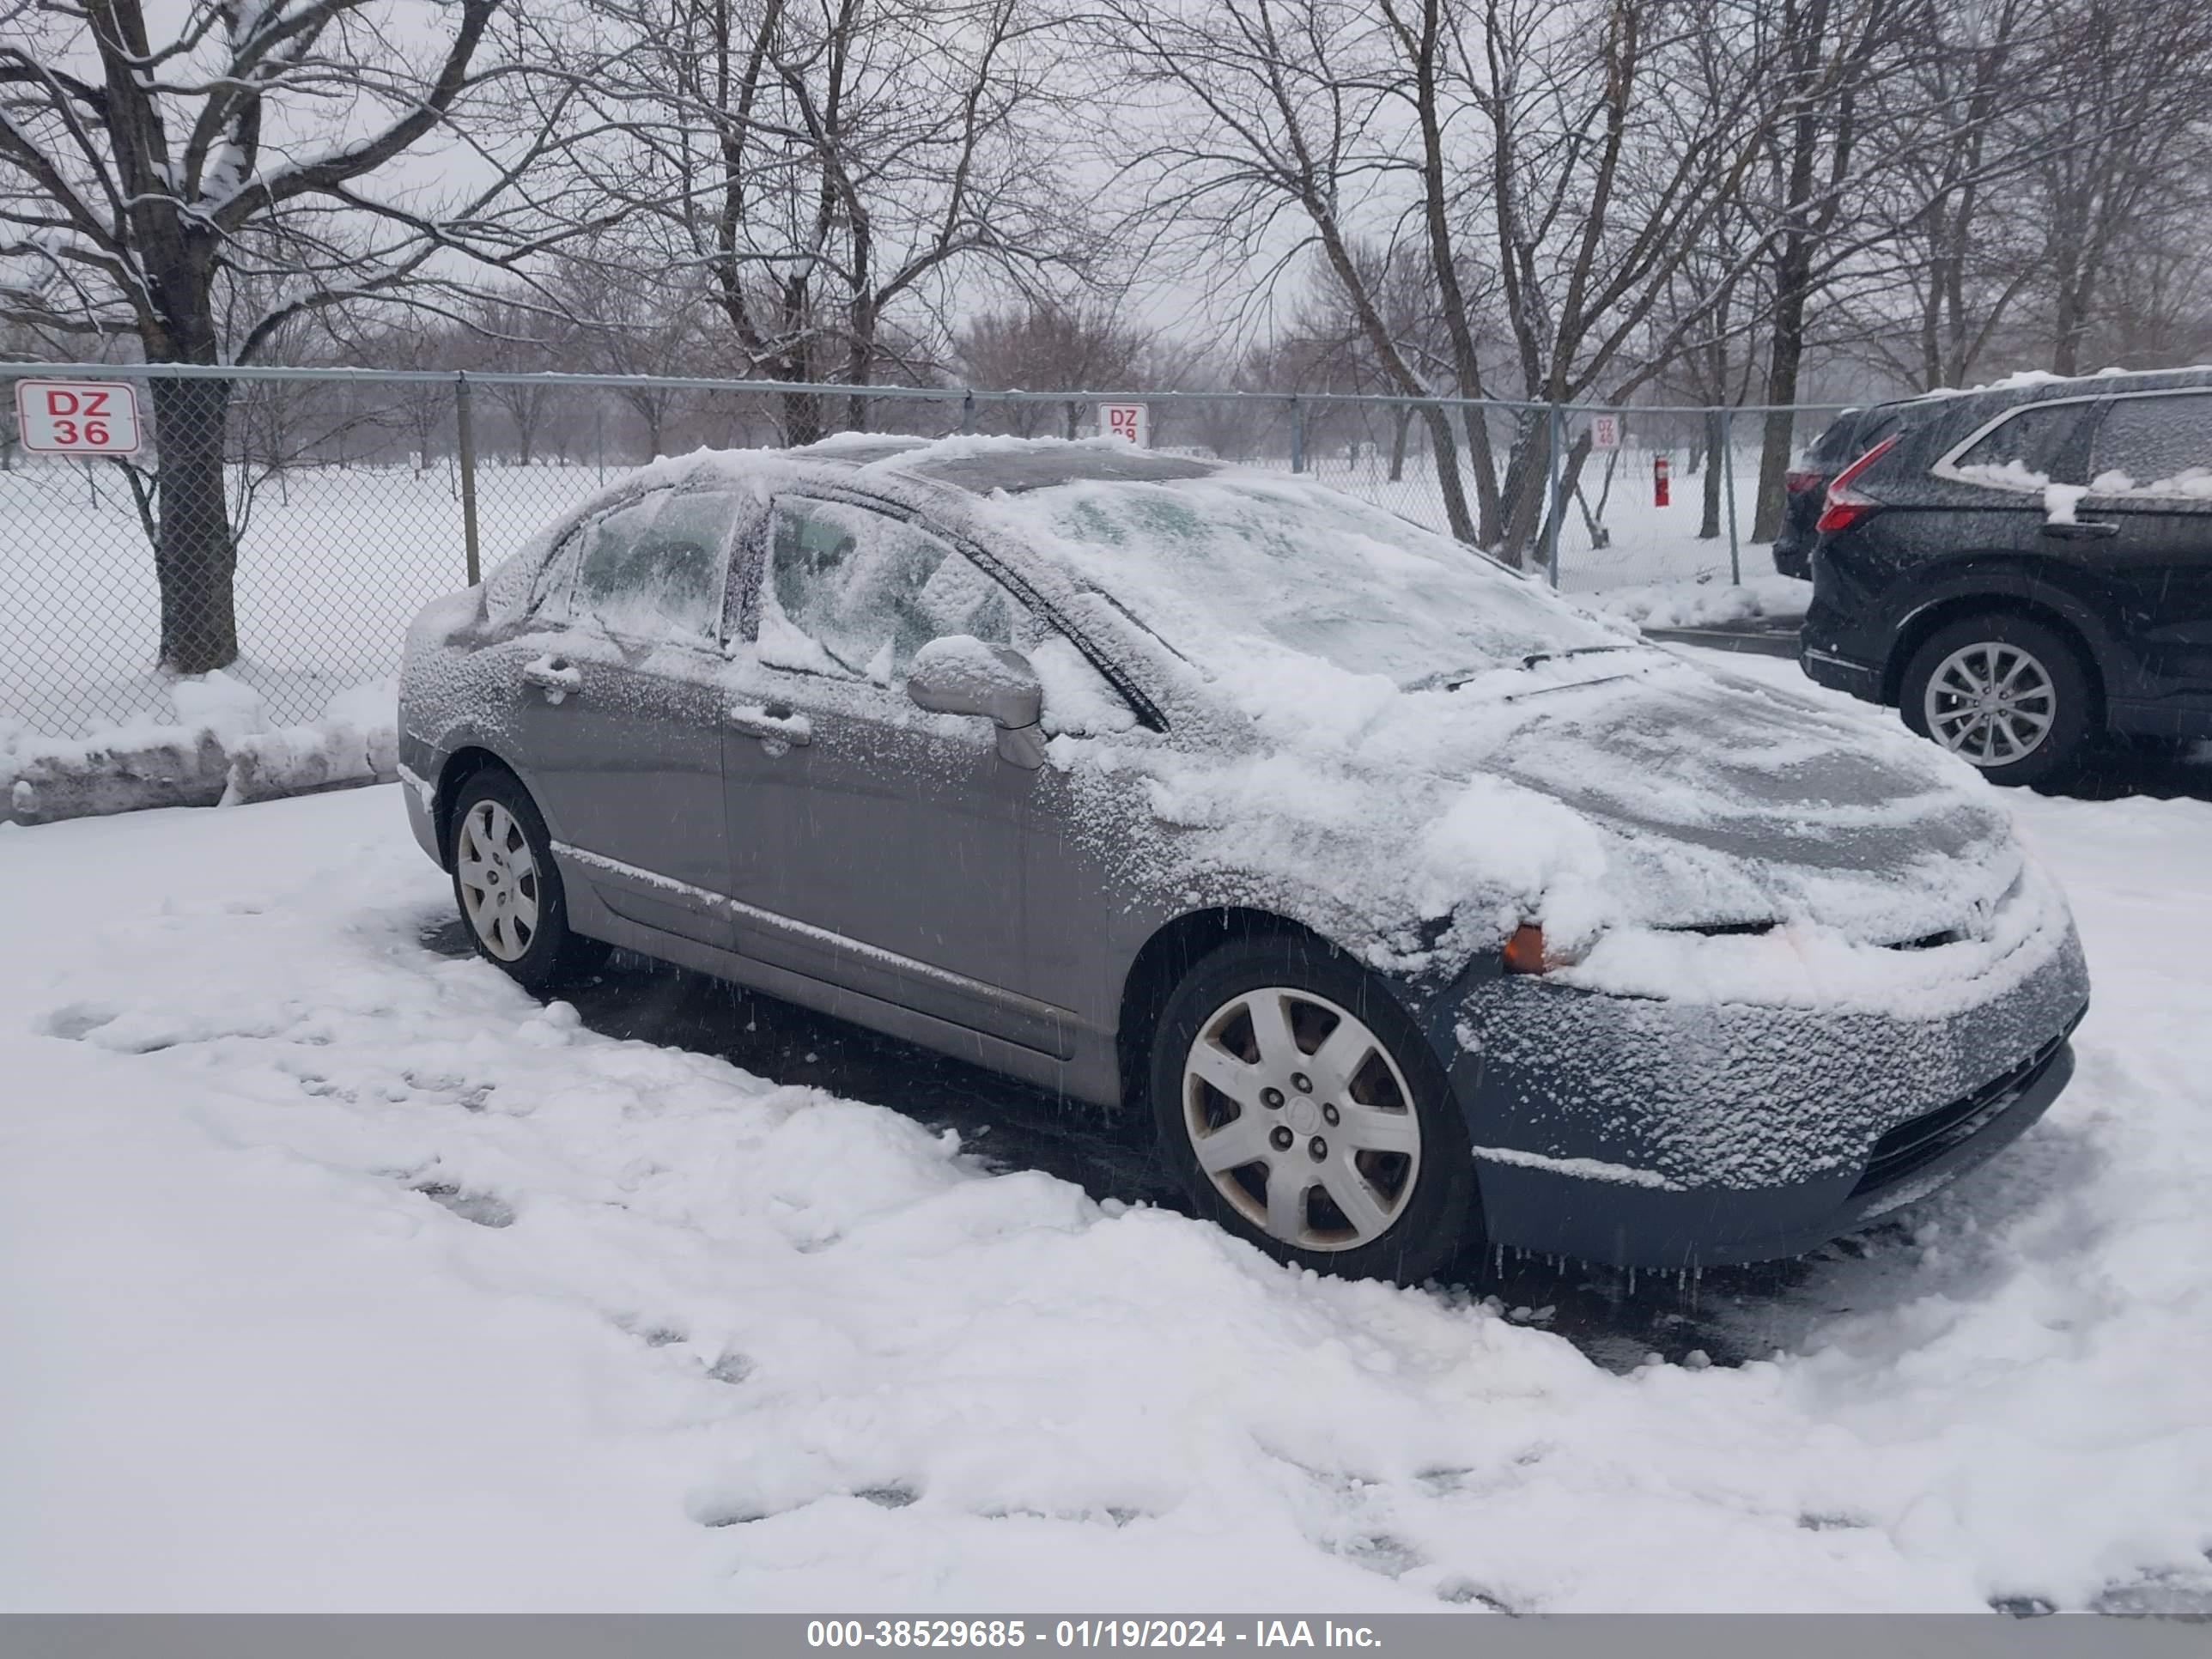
xmin=1850 ymin=1030 xmax=2070 ymax=1196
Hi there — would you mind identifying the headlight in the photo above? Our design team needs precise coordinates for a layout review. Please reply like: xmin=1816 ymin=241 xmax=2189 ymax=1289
xmin=1502 ymin=923 xmax=1553 ymax=974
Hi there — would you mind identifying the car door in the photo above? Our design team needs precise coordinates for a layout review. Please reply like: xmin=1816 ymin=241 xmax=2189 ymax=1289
xmin=511 ymin=485 xmax=748 ymax=951
xmin=720 ymin=493 xmax=1079 ymax=1056
xmin=2076 ymin=390 xmax=2212 ymax=693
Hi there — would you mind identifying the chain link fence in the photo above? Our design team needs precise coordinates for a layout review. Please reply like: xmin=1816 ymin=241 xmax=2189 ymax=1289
xmin=0 ymin=362 xmax=1850 ymax=742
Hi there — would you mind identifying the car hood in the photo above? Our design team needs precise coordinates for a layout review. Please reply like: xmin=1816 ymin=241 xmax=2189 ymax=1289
xmin=1091 ymin=647 xmax=2032 ymax=981
xmin=1468 ymin=659 xmax=2021 ymax=945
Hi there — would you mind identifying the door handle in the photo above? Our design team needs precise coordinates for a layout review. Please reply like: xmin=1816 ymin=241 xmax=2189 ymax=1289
xmin=522 ymin=654 xmax=582 ymax=702
xmin=2040 ymin=519 xmax=2118 ymax=539
xmin=727 ymin=702 xmax=812 ymax=747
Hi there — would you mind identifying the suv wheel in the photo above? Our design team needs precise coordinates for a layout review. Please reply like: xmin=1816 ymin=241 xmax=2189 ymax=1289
xmin=1899 ymin=615 xmax=2094 ymax=787
xmin=448 ymin=768 xmax=609 ymax=991
xmin=1149 ymin=936 xmax=1476 ymax=1285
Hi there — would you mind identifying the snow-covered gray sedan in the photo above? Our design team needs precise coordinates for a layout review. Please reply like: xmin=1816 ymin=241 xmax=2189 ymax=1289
xmin=397 ymin=436 xmax=2090 ymax=1284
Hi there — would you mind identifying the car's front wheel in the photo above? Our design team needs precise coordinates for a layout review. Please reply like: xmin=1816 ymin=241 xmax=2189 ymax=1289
xmin=1149 ymin=936 xmax=1476 ymax=1285
xmin=448 ymin=767 xmax=608 ymax=991
xmin=1899 ymin=614 xmax=2095 ymax=787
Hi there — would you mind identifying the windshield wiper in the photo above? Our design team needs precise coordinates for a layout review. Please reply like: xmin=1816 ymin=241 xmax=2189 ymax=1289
xmin=1516 ymin=644 xmax=1643 ymax=672
xmin=1407 ymin=644 xmax=1647 ymax=693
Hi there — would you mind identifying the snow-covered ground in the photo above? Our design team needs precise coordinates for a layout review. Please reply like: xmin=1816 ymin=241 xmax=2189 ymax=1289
xmin=4 ymin=652 xmax=2209 ymax=1613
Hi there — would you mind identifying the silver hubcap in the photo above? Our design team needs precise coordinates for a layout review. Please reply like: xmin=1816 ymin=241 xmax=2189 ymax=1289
xmin=1182 ymin=987 xmax=1421 ymax=1253
xmin=1924 ymin=641 xmax=2057 ymax=768
xmin=455 ymin=799 xmax=542 ymax=963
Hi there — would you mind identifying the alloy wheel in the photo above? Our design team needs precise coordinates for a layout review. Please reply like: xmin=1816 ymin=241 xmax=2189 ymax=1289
xmin=1182 ymin=987 xmax=1422 ymax=1251
xmin=1923 ymin=641 xmax=2057 ymax=769
xmin=454 ymin=799 xmax=542 ymax=962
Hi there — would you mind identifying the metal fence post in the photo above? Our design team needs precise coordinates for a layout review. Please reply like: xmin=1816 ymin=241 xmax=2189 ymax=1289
xmin=961 ymin=389 xmax=976 ymax=436
xmin=1290 ymin=397 xmax=1305 ymax=474
xmin=1544 ymin=403 xmax=1565 ymax=587
xmin=1721 ymin=407 xmax=1741 ymax=586
xmin=455 ymin=372 xmax=482 ymax=587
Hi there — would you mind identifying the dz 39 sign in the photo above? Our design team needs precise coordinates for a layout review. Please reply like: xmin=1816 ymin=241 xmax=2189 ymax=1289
xmin=15 ymin=380 xmax=144 ymax=455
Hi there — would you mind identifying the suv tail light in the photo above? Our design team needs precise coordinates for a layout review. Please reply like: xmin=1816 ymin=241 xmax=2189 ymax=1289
xmin=1784 ymin=468 xmax=1825 ymax=495
xmin=1815 ymin=435 xmax=1899 ymax=535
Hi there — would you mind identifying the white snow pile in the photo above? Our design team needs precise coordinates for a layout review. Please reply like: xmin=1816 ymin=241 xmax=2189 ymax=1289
xmin=2 ymin=759 xmax=2209 ymax=1612
xmin=1593 ymin=574 xmax=1812 ymax=630
xmin=2 ymin=672 xmax=398 ymax=825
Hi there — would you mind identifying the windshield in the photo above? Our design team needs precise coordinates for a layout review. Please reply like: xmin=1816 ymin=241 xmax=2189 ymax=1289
xmin=1002 ymin=474 xmax=1627 ymax=684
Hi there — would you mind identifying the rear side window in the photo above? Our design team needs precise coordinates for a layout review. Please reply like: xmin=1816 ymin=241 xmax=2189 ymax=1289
xmin=1809 ymin=414 xmax=1874 ymax=465
xmin=1948 ymin=401 xmax=2097 ymax=489
xmin=2088 ymin=393 xmax=2212 ymax=498
xmin=571 ymin=490 xmax=741 ymax=643
xmin=763 ymin=497 xmax=1021 ymax=683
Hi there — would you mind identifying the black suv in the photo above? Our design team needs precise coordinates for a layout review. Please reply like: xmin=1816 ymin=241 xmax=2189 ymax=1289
xmin=1772 ymin=402 xmax=1929 ymax=580
xmin=1800 ymin=368 xmax=2212 ymax=786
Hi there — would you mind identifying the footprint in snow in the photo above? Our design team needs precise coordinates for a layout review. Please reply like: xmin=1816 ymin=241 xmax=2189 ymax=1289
xmin=412 ymin=1182 xmax=516 ymax=1228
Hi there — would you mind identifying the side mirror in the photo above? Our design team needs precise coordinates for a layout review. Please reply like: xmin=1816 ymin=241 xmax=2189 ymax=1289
xmin=907 ymin=635 xmax=1047 ymax=769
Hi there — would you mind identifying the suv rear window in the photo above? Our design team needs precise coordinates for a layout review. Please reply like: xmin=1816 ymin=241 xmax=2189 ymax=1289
xmin=1810 ymin=411 xmax=1885 ymax=465
xmin=2088 ymin=393 xmax=2212 ymax=496
xmin=1949 ymin=400 xmax=2097 ymax=489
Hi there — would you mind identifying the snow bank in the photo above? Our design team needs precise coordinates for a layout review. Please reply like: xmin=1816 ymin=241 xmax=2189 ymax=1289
xmin=1595 ymin=574 xmax=1811 ymax=630
xmin=3 ymin=671 xmax=398 ymax=825
xmin=0 ymin=781 xmax=2205 ymax=1610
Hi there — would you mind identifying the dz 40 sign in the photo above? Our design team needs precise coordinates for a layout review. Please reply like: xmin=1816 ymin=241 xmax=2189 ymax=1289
xmin=15 ymin=380 xmax=144 ymax=455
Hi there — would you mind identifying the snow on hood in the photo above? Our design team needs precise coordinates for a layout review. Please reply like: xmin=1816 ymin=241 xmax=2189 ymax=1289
xmin=1042 ymin=640 xmax=2031 ymax=993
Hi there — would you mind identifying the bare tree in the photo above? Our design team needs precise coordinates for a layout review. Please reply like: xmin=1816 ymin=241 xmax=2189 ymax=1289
xmin=549 ymin=0 xmax=1092 ymax=444
xmin=1097 ymin=0 xmax=1490 ymax=543
xmin=0 ymin=0 xmax=586 ymax=671
xmin=1102 ymin=0 xmax=1799 ymax=562
xmin=2019 ymin=0 xmax=2212 ymax=375
xmin=556 ymin=257 xmax=708 ymax=458
xmin=463 ymin=291 xmax=576 ymax=465
xmin=957 ymin=298 xmax=1155 ymax=435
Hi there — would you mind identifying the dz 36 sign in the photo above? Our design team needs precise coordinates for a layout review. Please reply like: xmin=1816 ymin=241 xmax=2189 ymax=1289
xmin=15 ymin=380 xmax=144 ymax=455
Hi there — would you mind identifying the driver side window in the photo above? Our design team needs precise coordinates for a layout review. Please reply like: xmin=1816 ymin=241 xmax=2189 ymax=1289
xmin=574 ymin=489 xmax=740 ymax=644
xmin=763 ymin=497 xmax=1018 ymax=683
xmin=532 ymin=489 xmax=741 ymax=644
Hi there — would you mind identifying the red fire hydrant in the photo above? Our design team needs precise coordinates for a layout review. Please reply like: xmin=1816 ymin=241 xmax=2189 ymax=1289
xmin=1654 ymin=453 xmax=1672 ymax=507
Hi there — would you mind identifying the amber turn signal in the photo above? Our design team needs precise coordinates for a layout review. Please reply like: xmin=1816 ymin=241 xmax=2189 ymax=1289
xmin=1501 ymin=923 xmax=1548 ymax=975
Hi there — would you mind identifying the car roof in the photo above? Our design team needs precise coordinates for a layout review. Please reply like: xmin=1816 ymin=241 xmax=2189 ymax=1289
xmin=1917 ymin=365 xmax=2212 ymax=424
xmin=893 ymin=446 xmax=1221 ymax=495
xmin=787 ymin=434 xmax=935 ymax=466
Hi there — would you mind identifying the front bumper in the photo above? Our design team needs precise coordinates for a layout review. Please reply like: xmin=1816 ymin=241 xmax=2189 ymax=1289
xmin=1444 ymin=922 xmax=2091 ymax=1269
xmin=397 ymin=732 xmax=446 ymax=867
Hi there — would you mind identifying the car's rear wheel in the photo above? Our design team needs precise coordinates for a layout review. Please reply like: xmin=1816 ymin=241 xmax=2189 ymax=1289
xmin=448 ymin=768 xmax=608 ymax=991
xmin=1900 ymin=614 xmax=2094 ymax=787
xmin=1149 ymin=936 xmax=1476 ymax=1285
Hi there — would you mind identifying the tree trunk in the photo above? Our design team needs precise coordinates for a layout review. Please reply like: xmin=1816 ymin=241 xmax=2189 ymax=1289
xmin=1460 ymin=404 xmax=1504 ymax=546
xmin=1700 ymin=410 xmax=1724 ymax=541
xmin=1497 ymin=410 xmax=1567 ymax=568
xmin=149 ymin=374 xmax=240 ymax=674
xmin=1536 ymin=432 xmax=1595 ymax=571
xmin=1389 ymin=405 xmax=1410 ymax=482
xmin=2051 ymin=260 xmax=2090 ymax=377
xmin=1753 ymin=258 xmax=1811 ymax=544
xmin=1414 ymin=404 xmax=1476 ymax=544
xmin=1492 ymin=409 xmax=1551 ymax=566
